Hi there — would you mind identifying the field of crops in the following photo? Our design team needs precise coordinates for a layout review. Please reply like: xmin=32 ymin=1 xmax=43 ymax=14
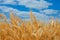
xmin=0 ymin=11 xmax=60 ymax=40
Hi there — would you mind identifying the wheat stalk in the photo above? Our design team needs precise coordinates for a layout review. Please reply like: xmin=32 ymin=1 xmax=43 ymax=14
xmin=0 ymin=11 xmax=60 ymax=40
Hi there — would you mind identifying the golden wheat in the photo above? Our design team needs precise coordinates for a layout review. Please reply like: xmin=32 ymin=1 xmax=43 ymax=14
xmin=0 ymin=11 xmax=60 ymax=40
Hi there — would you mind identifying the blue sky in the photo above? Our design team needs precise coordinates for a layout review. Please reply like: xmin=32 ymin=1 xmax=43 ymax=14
xmin=0 ymin=0 xmax=60 ymax=22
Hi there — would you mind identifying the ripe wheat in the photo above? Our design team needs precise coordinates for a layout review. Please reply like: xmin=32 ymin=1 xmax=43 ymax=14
xmin=0 ymin=11 xmax=60 ymax=40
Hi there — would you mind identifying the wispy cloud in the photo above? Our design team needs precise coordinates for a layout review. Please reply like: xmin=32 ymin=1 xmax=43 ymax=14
xmin=0 ymin=0 xmax=16 ymax=4
xmin=0 ymin=0 xmax=52 ymax=9
xmin=0 ymin=6 xmax=50 ymax=22
xmin=41 ymin=9 xmax=59 ymax=14
xmin=0 ymin=0 xmax=59 ymax=22
xmin=0 ymin=6 xmax=19 ymax=13
xmin=18 ymin=0 xmax=52 ymax=9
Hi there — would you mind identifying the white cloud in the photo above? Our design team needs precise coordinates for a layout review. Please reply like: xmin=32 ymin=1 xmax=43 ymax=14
xmin=0 ymin=6 xmax=19 ymax=13
xmin=0 ymin=0 xmax=52 ymax=9
xmin=0 ymin=6 xmax=50 ymax=22
xmin=17 ymin=0 xmax=52 ymax=9
xmin=0 ymin=0 xmax=17 ymax=4
xmin=42 ymin=9 xmax=58 ymax=14
xmin=0 ymin=0 xmax=60 ymax=22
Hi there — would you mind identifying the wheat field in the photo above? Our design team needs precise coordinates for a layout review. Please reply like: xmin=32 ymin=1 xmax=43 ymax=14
xmin=0 ymin=11 xmax=60 ymax=40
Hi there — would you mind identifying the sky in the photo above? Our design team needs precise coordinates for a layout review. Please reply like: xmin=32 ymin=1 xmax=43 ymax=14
xmin=0 ymin=0 xmax=60 ymax=22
